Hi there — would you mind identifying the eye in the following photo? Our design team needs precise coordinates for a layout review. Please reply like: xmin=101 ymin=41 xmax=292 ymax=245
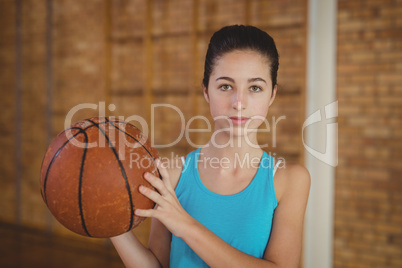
xmin=219 ymin=84 xmax=232 ymax=91
xmin=250 ymin=86 xmax=262 ymax=92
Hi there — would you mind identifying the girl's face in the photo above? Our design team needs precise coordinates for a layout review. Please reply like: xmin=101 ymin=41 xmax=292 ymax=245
xmin=204 ymin=50 xmax=277 ymax=137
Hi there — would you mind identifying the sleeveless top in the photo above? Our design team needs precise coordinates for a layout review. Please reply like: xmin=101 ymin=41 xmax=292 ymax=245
xmin=170 ymin=148 xmax=280 ymax=267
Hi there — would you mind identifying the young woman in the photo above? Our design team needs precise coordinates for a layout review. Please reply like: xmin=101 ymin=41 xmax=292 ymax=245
xmin=110 ymin=25 xmax=310 ymax=268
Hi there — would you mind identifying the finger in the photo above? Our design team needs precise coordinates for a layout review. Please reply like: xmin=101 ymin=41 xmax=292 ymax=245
xmin=139 ymin=185 xmax=164 ymax=204
xmin=156 ymin=158 xmax=170 ymax=179
xmin=155 ymin=158 xmax=174 ymax=191
xmin=134 ymin=208 xmax=154 ymax=218
xmin=143 ymin=172 xmax=170 ymax=197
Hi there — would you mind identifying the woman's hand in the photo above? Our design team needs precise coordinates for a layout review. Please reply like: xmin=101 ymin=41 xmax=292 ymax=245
xmin=135 ymin=159 xmax=195 ymax=238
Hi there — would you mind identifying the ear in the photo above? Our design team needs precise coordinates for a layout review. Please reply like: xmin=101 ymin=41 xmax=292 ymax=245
xmin=203 ymin=86 xmax=210 ymax=103
xmin=268 ymin=85 xmax=277 ymax=107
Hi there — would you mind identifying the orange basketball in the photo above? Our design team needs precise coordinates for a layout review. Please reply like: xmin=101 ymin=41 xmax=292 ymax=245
xmin=40 ymin=117 xmax=159 ymax=238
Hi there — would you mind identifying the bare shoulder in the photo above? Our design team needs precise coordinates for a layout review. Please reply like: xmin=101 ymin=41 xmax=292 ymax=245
xmin=159 ymin=156 xmax=185 ymax=189
xmin=274 ymin=163 xmax=311 ymax=202
xmin=264 ymin=164 xmax=310 ymax=265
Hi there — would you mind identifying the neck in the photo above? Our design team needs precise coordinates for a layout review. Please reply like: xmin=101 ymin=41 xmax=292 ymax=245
xmin=200 ymin=131 xmax=264 ymax=170
xmin=206 ymin=128 xmax=261 ymax=152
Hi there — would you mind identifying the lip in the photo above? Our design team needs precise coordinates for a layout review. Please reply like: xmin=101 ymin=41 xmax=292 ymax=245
xmin=229 ymin=116 xmax=250 ymax=125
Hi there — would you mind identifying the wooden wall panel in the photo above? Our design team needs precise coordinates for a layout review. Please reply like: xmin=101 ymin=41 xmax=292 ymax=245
xmin=111 ymin=42 xmax=145 ymax=94
xmin=153 ymin=0 xmax=193 ymax=35
xmin=110 ymin=0 xmax=146 ymax=38
xmin=50 ymin=0 xmax=108 ymax=237
xmin=152 ymin=35 xmax=193 ymax=93
xmin=252 ymin=0 xmax=307 ymax=165
xmin=0 ymin=0 xmax=308 ymax=263
xmin=0 ymin=0 xmax=17 ymax=224
xmin=19 ymin=0 xmax=48 ymax=229
xmin=52 ymin=0 xmax=107 ymax=128
xmin=198 ymin=0 xmax=247 ymax=31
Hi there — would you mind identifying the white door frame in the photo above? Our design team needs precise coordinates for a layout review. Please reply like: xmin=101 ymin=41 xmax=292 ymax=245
xmin=304 ymin=0 xmax=338 ymax=267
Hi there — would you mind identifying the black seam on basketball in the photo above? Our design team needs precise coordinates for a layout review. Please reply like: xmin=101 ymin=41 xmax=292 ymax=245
xmin=65 ymin=126 xmax=84 ymax=132
xmin=87 ymin=119 xmax=135 ymax=232
xmin=82 ymin=119 xmax=111 ymax=131
xmin=81 ymin=118 xmax=139 ymax=132
xmin=43 ymin=129 xmax=83 ymax=205
xmin=78 ymin=131 xmax=91 ymax=237
xmin=106 ymin=118 xmax=162 ymax=179
xmin=83 ymin=125 xmax=96 ymax=131
xmin=83 ymin=119 xmax=99 ymax=131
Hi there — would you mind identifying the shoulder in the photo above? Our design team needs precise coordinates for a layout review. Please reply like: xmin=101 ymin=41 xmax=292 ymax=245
xmin=263 ymin=164 xmax=310 ymax=265
xmin=160 ymin=155 xmax=185 ymax=190
xmin=274 ymin=163 xmax=311 ymax=203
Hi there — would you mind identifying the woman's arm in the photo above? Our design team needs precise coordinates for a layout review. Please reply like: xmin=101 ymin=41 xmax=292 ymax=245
xmin=136 ymin=161 xmax=311 ymax=267
xmin=148 ymin=218 xmax=172 ymax=267
xmin=110 ymin=158 xmax=183 ymax=268
xmin=263 ymin=164 xmax=311 ymax=266
xmin=110 ymin=231 xmax=161 ymax=268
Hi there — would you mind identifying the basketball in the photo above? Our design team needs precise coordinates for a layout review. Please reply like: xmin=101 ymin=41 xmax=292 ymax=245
xmin=40 ymin=117 xmax=160 ymax=238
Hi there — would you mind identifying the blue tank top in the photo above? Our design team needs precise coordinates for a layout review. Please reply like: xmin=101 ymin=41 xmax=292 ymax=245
xmin=170 ymin=148 xmax=278 ymax=267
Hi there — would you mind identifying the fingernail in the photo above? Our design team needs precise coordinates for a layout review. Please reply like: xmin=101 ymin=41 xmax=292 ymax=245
xmin=155 ymin=158 xmax=160 ymax=166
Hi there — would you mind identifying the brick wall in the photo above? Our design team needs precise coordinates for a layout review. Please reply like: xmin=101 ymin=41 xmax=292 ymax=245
xmin=335 ymin=0 xmax=402 ymax=267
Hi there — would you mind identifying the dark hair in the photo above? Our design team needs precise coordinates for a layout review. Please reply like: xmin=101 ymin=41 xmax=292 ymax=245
xmin=203 ymin=25 xmax=279 ymax=91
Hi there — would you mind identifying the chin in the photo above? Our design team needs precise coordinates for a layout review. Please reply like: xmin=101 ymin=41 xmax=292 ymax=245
xmin=231 ymin=125 xmax=258 ymax=138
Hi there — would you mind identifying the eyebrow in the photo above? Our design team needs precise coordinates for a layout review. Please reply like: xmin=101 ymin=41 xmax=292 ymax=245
xmin=216 ymin=76 xmax=267 ymax=84
xmin=216 ymin=76 xmax=235 ymax=83
xmin=248 ymin=77 xmax=267 ymax=84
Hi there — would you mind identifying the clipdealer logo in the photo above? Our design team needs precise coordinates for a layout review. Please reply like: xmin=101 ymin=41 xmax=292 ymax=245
xmin=302 ymin=101 xmax=338 ymax=167
xmin=63 ymin=101 xmax=285 ymax=151
xmin=62 ymin=101 xmax=287 ymax=168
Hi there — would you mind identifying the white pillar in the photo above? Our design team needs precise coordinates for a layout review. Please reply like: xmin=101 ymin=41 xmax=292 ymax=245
xmin=303 ymin=0 xmax=338 ymax=267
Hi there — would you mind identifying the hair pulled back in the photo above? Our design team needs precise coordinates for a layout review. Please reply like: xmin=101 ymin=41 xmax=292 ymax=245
xmin=203 ymin=25 xmax=279 ymax=90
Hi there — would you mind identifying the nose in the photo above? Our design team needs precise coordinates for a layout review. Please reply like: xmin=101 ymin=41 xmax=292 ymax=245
xmin=232 ymin=90 xmax=247 ymax=111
